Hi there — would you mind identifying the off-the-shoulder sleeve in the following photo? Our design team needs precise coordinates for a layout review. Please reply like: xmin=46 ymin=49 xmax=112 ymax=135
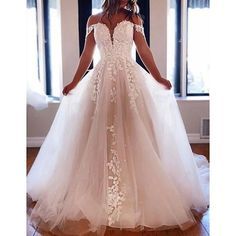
xmin=134 ymin=24 xmax=145 ymax=36
xmin=86 ymin=24 xmax=95 ymax=37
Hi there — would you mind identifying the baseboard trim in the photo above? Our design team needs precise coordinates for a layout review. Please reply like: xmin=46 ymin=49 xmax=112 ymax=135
xmin=27 ymin=137 xmax=45 ymax=147
xmin=27 ymin=134 xmax=209 ymax=147
xmin=187 ymin=133 xmax=209 ymax=143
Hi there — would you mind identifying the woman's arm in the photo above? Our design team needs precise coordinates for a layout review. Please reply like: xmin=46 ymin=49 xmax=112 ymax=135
xmin=62 ymin=15 xmax=97 ymax=95
xmin=133 ymin=16 xmax=172 ymax=90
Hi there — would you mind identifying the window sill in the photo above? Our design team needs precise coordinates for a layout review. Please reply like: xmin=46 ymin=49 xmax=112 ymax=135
xmin=47 ymin=95 xmax=209 ymax=104
xmin=47 ymin=96 xmax=61 ymax=103
xmin=175 ymin=96 xmax=209 ymax=101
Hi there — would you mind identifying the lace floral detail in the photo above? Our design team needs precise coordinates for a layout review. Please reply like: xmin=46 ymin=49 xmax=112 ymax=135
xmin=86 ymin=24 xmax=95 ymax=37
xmin=89 ymin=21 xmax=141 ymax=106
xmin=107 ymin=57 xmax=125 ymax=103
xmin=110 ymin=86 xmax=117 ymax=103
xmin=107 ymin=62 xmax=114 ymax=81
xmin=91 ymin=64 xmax=103 ymax=102
xmin=107 ymin=125 xmax=117 ymax=145
xmin=134 ymin=24 xmax=145 ymax=36
xmin=126 ymin=62 xmax=140 ymax=109
xmin=106 ymin=120 xmax=126 ymax=226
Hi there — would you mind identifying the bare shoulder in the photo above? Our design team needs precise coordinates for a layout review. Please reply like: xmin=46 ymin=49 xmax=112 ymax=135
xmin=131 ymin=14 xmax=143 ymax=25
xmin=87 ymin=13 xmax=103 ymax=26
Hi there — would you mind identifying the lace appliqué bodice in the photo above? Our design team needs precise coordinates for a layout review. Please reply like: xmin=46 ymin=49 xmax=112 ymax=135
xmin=86 ymin=20 xmax=144 ymax=58
xmin=88 ymin=20 xmax=143 ymax=107
xmin=86 ymin=20 xmax=145 ymax=46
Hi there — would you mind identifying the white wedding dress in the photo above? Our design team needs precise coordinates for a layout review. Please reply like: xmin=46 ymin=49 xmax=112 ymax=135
xmin=27 ymin=20 xmax=209 ymax=236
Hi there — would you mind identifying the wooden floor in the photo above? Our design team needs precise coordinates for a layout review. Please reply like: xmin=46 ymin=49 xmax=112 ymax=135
xmin=27 ymin=144 xmax=209 ymax=236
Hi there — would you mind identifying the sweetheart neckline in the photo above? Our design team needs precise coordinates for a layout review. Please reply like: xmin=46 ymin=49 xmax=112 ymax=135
xmin=96 ymin=20 xmax=134 ymax=45
xmin=97 ymin=20 xmax=134 ymax=30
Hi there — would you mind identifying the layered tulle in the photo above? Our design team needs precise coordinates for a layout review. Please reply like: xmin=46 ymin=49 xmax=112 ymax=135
xmin=27 ymin=58 xmax=209 ymax=236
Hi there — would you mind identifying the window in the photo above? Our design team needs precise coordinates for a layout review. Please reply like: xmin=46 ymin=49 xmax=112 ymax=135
xmin=187 ymin=0 xmax=210 ymax=95
xmin=168 ymin=0 xmax=181 ymax=95
xmin=92 ymin=0 xmax=102 ymax=14
xmin=92 ymin=0 xmax=102 ymax=66
xmin=27 ymin=0 xmax=61 ymax=99
xmin=27 ymin=0 xmax=40 ymax=85
xmin=168 ymin=0 xmax=210 ymax=96
xmin=43 ymin=0 xmax=61 ymax=97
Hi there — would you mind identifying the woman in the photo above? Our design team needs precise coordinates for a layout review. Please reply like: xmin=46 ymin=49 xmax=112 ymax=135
xmin=27 ymin=0 xmax=209 ymax=235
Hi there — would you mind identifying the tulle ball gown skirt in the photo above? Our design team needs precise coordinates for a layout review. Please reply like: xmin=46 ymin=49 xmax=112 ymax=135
xmin=27 ymin=59 xmax=209 ymax=235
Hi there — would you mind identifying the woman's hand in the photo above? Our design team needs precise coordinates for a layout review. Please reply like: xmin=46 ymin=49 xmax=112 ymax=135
xmin=62 ymin=81 xmax=77 ymax=96
xmin=158 ymin=78 xmax=172 ymax=90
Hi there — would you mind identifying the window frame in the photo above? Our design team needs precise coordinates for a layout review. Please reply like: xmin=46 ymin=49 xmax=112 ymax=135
xmin=28 ymin=0 xmax=60 ymax=99
xmin=168 ymin=0 xmax=182 ymax=95
xmin=43 ymin=0 xmax=52 ymax=95
xmin=181 ymin=0 xmax=210 ymax=97
xmin=43 ymin=0 xmax=61 ymax=99
xmin=27 ymin=0 xmax=47 ymax=93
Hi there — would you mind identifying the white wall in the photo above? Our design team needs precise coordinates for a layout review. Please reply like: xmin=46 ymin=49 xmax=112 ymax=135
xmin=60 ymin=0 xmax=80 ymax=87
xmin=27 ymin=0 xmax=209 ymax=146
xmin=150 ymin=0 xmax=168 ymax=78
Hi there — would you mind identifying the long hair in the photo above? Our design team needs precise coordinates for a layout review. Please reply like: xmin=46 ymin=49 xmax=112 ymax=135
xmin=101 ymin=0 xmax=140 ymax=19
